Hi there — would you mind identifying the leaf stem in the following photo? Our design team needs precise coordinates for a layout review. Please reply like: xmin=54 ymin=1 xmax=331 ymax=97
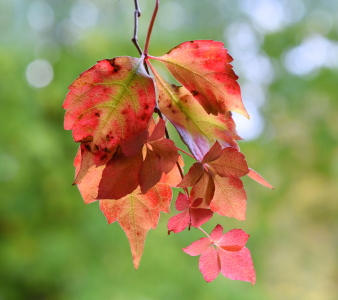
xmin=132 ymin=0 xmax=143 ymax=55
xmin=177 ymin=147 xmax=196 ymax=159
xmin=144 ymin=0 xmax=159 ymax=55
xmin=197 ymin=226 xmax=210 ymax=238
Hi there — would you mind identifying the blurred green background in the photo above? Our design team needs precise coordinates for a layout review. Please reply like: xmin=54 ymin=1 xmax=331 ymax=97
xmin=1 ymin=0 xmax=338 ymax=299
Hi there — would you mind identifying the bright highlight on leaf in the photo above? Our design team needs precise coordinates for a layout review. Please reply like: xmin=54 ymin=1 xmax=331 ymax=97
xmin=63 ymin=1 xmax=273 ymax=283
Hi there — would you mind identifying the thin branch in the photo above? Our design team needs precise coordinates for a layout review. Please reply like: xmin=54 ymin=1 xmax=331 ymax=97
xmin=132 ymin=0 xmax=143 ymax=55
xmin=154 ymin=106 xmax=189 ymax=197
xmin=197 ymin=226 xmax=210 ymax=238
xmin=177 ymin=147 xmax=196 ymax=159
xmin=144 ymin=0 xmax=159 ymax=55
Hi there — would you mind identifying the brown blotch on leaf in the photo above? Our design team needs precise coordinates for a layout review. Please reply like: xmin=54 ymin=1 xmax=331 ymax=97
xmin=109 ymin=58 xmax=121 ymax=73
xmin=85 ymin=144 xmax=91 ymax=152
xmin=191 ymin=90 xmax=199 ymax=96
xmin=80 ymin=136 xmax=93 ymax=143
xmin=95 ymin=112 xmax=100 ymax=117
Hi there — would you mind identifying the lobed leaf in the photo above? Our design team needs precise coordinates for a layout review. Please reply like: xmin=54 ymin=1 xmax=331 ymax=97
xmin=155 ymin=40 xmax=248 ymax=117
xmin=63 ymin=57 xmax=156 ymax=183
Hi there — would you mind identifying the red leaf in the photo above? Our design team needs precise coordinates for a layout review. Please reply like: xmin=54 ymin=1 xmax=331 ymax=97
xmin=100 ymin=172 xmax=173 ymax=269
xmin=139 ymin=148 xmax=162 ymax=194
xmin=121 ymin=129 xmax=148 ymax=157
xmin=210 ymin=176 xmax=247 ymax=220
xmin=190 ymin=208 xmax=213 ymax=228
xmin=183 ymin=237 xmax=211 ymax=256
xmin=183 ymin=225 xmax=255 ymax=284
xmin=175 ymin=193 xmax=190 ymax=211
xmin=199 ymin=247 xmax=220 ymax=282
xmin=148 ymin=118 xmax=166 ymax=141
xmin=167 ymin=210 xmax=190 ymax=234
xmin=219 ymin=247 xmax=256 ymax=285
xmin=156 ymin=40 xmax=248 ymax=117
xmin=97 ymin=152 xmax=143 ymax=200
xmin=63 ymin=57 xmax=155 ymax=183
xmin=248 ymin=168 xmax=274 ymax=189
xmin=151 ymin=66 xmax=241 ymax=160
xmin=216 ymin=229 xmax=249 ymax=252
xmin=168 ymin=193 xmax=213 ymax=233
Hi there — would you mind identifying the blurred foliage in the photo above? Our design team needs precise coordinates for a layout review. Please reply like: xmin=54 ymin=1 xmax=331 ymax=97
xmin=1 ymin=0 xmax=338 ymax=299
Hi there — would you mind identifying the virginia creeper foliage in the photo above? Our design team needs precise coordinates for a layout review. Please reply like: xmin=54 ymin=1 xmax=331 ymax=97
xmin=63 ymin=1 xmax=272 ymax=284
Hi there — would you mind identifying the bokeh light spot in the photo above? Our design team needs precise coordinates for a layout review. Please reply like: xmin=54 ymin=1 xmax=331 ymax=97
xmin=26 ymin=60 xmax=53 ymax=88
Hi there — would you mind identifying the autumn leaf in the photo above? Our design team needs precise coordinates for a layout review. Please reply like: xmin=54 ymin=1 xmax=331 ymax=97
xmin=177 ymin=141 xmax=248 ymax=218
xmin=247 ymin=168 xmax=274 ymax=189
xmin=167 ymin=193 xmax=213 ymax=233
xmin=100 ymin=165 xmax=181 ymax=269
xmin=149 ymin=65 xmax=241 ymax=160
xmin=63 ymin=57 xmax=156 ymax=183
xmin=152 ymin=40 xmax=248 ymax=117
xmin=183 ymin=224 xmax=255 ymax=284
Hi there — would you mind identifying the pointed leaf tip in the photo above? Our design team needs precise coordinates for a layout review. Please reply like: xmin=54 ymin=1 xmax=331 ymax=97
xmin=248 ymin=168 xmax=274 ymax=189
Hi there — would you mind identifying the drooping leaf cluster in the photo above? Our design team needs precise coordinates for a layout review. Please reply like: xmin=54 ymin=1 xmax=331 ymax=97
xmin=63 ymin=39 xmax=272 ymax=283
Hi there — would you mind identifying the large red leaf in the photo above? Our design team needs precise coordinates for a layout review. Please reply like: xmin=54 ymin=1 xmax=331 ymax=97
xmin=63 ymin=57 xmax=156 ymax=183
xmin=154 ymin=40 xmax=248 ymax=117
xmin=149 ymin=65 xmax=241 ymax=160
xmin=100 ymin=172 xmax=173 ymax=270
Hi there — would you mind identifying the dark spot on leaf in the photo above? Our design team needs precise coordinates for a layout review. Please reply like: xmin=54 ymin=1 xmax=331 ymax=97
xmin=144 ymin=104 xmax=149 ymax=109
xmin=108 ymin=58 xmax=121 ymax=73
xmin=191 ymin=90 xmax=199 ymax=96
xmin=95 ymin=112 xmax=100 ymax=117
xmin=171 ymin=110 xmax=176 ymax=114
xmin=103 ymin=147 xmax=109 ymax=152
xmin=168 ymin=103 xmax=172 ymax=108
xmin=85 ymin=144 xmax=91 ymax=152
xmin=101 ymin=154 xmax=107 ymax=161
xmin=94 ymin=145 xmax=99 ymax=150
xmin=80 ymin=136 xmax=93 ymax=143
xmin=140 ymin=113 xmax=147 ymax=120
xmin=106 ymin=135 xmax=110 ymax=141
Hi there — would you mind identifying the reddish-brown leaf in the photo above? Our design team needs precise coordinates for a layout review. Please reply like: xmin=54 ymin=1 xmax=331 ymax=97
xmin=177 ymin=162 xmax=204 ymax=188
xmin=207 ymin=147 xmax=249 ymax=178
xmin=139 ymin=147 xmax=162 ymax=194
xmin=155 ymin=40 xmax=248 ymax=117
xmin=63 ymin=57 xmax=156 ymax=183
xmin=150 ymin=139 xmax=179 ymax=174
xmin=97 ymin=152 xmax=143 ymax=200
xmin=150 ymin=65 xmax=241 ymax=160
xmin=190 ymin=170 xmax=215 ymax=207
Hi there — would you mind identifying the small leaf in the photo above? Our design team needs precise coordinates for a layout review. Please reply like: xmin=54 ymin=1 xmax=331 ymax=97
xmin=177 ymin=162 xmax=204 ymax=188
xmin=248 ymin=168 xmax=274 ymax=189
